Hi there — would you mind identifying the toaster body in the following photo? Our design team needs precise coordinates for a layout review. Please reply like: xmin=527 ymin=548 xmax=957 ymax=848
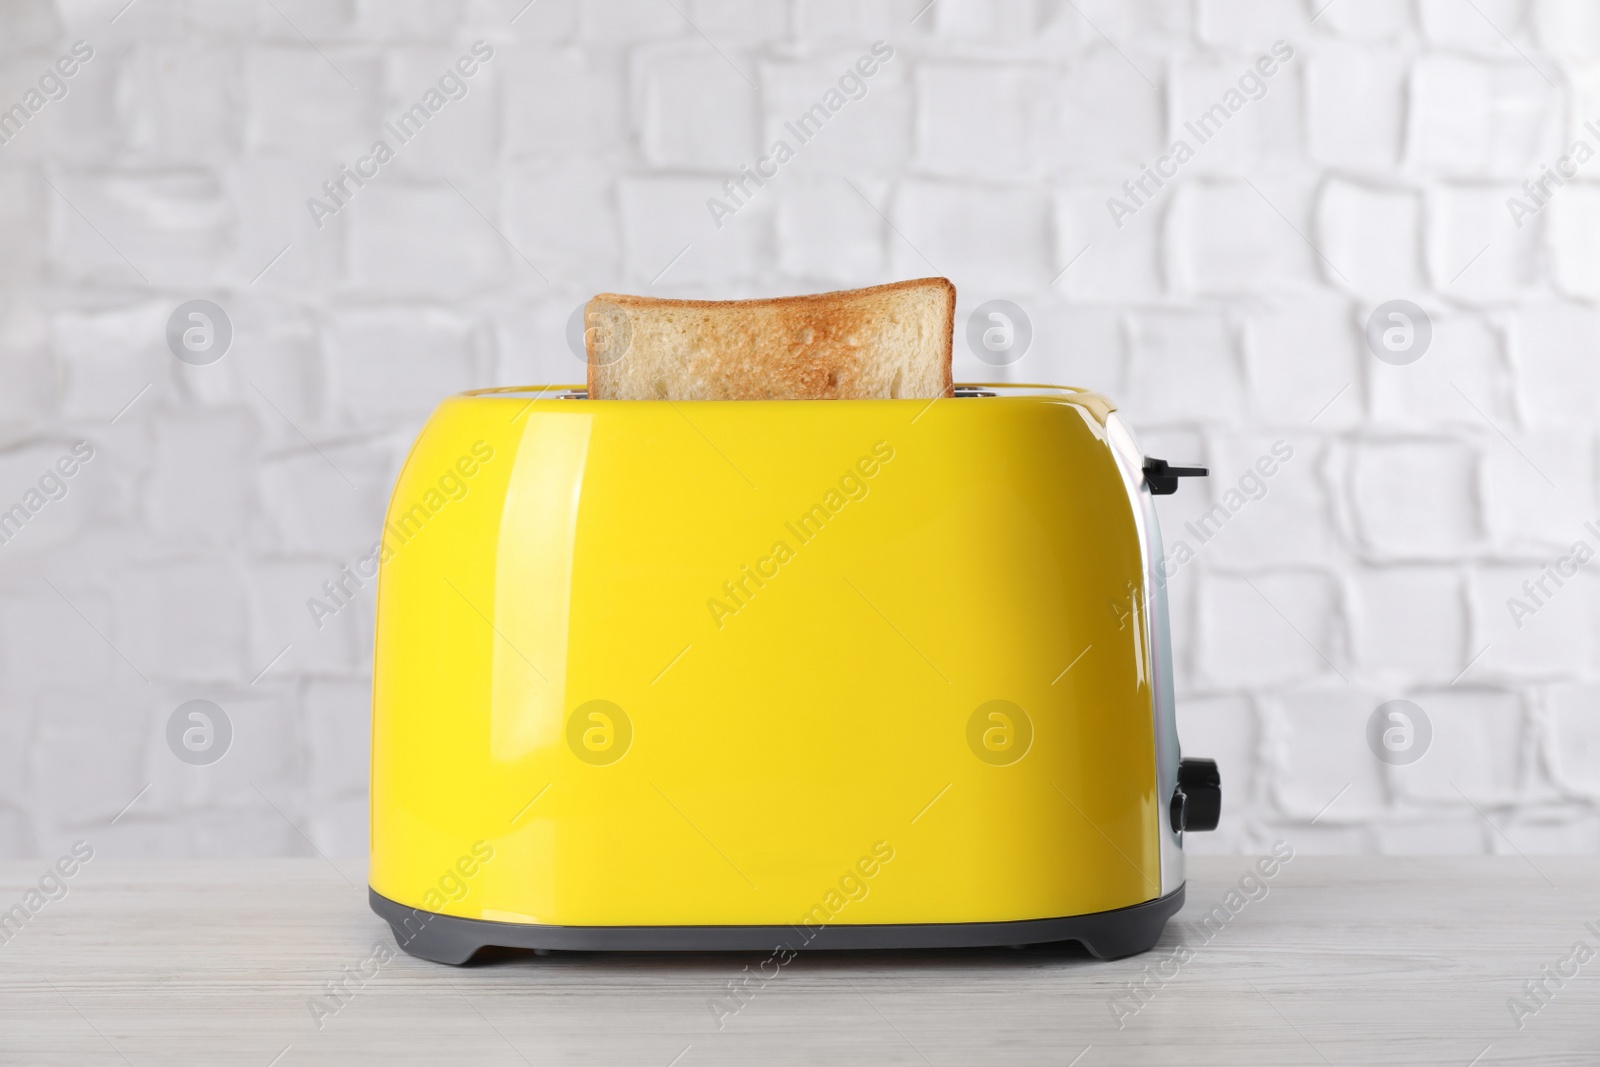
xmin=369 ymin=384 xmax=1212 ymax=963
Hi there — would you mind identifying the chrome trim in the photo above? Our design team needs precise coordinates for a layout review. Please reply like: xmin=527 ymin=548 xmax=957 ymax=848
xmin=1103 ymin=413 xmax=1184 ymax=898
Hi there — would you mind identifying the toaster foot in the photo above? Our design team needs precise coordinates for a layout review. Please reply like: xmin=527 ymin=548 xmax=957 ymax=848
xmin=370 ymin=884 xmax=1186 ymax=965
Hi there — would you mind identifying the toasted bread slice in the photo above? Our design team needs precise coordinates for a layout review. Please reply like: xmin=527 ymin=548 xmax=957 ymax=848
xmin=584 ymin=278 xmax=955 ymax=400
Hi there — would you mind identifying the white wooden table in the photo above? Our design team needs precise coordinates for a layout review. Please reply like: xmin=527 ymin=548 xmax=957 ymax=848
xmin=1 ymin=856 xmax=1596 ymax=1065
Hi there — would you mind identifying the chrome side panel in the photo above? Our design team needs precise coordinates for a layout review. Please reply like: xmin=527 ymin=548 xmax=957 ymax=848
xmin=1103 ymin=413 xmax=1185 ymax=898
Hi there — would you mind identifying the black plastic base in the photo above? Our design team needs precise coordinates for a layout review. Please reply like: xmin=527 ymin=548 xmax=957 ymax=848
xmin=370 ymin=884 xmax=1186 ymax=966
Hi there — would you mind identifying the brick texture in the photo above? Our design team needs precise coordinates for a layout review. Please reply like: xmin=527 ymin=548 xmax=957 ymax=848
xmin=0 ymin=1 xmax=1591 ymax=860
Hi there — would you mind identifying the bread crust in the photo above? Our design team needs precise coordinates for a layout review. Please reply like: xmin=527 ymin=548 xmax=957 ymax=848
xmin=584 ymin=277 xmax=956 ymax=401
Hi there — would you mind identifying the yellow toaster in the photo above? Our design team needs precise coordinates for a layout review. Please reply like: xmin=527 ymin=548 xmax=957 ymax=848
xmin=368 ymin=383 xmax=1218 ymax=964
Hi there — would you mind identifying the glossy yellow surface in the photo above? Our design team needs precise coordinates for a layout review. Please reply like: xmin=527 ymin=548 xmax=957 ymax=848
xmin=370 ymin=387 xmax=1161 ymax=927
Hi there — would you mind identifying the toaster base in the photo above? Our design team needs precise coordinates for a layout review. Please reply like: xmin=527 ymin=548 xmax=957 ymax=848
xmin=370 ymin=884 xmax=1186 ymax=966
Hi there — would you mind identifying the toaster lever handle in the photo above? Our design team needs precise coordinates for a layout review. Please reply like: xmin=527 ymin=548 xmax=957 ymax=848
xmin=1143 ymin=458 xmax=1208 ymax=496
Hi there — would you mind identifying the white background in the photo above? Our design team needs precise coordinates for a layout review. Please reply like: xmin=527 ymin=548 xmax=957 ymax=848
xmin=0 ymin=0 xmax=1596 ymax=859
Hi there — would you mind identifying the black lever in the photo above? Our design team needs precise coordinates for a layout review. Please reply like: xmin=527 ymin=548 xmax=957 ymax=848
xmin=1143 ymin=457 xmax=1207 ymax=495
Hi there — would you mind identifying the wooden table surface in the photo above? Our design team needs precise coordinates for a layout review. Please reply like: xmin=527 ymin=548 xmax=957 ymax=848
xmin=0 ymin=855 xmax=1596 ymax=1065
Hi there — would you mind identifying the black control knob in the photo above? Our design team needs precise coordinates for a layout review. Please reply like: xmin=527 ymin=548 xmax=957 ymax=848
xmin=1171 ymin=757 xmax=1221 ymax=833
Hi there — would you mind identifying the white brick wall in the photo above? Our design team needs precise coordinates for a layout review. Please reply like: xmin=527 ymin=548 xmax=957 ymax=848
xmin=0 ymin=0 xmax=1593 ymax=860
